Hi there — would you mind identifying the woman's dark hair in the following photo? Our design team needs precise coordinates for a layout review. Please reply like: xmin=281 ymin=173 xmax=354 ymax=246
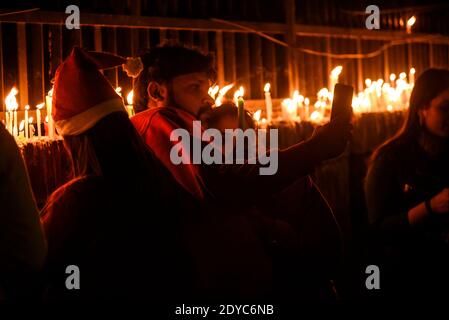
xmin=44 ymin=112 xmax=157 ymax=213
xmin=133 ymin=44 xmax=216 ymax=114
xmin=371 ymin=68 xmax=449 ymax=161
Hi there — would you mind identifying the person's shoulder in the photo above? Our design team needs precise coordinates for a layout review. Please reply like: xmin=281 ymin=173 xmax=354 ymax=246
xmin=372 ymin=139 xmax=412 ymax=168
xmin=131 ymin=107 xmax=177 ymax=131
xmin=45 ymin=175 xmax=105 ymax=210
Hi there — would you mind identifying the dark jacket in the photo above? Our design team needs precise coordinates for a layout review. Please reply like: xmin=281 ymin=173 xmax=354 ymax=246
xmin=365 ymin=138 xmax=449 ymax=296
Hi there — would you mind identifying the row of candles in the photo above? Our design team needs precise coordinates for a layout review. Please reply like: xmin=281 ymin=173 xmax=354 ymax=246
xmin=1 ymin=87 xmax=136 ymax=140
xmin=2 ymin=66 xmax=415 ymax=140
xmin=2 ymin=87 xmax=52 ymax=139
xmin=208 ymin=65 xmax=416 ymax=126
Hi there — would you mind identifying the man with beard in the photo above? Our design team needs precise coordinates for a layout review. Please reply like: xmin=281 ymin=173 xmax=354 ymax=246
xmin=130 ymin=44 xmax=351 ymax=301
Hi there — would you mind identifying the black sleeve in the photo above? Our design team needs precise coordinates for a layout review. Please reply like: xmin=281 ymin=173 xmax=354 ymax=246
xmin=200 ymin=138 xmax=322 ymax=205
xmin=365 ymin=150 xmax=411 ymax=238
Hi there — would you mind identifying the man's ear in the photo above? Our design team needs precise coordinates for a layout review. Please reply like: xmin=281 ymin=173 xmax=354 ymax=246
xmin=147 ymin=82 xmax=168 ymax=103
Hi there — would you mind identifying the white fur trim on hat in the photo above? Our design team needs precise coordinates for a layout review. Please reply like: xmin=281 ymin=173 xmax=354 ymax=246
xmin=55 ymin=98 xmax=126 ymax=136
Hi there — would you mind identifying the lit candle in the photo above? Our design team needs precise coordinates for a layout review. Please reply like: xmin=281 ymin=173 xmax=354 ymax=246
xmin=215 ymin=83 xmax=234 ymax=107
xmin=304 ymin=98 xmax=310 ymax=121
xmin=253 ymin=109 xmax=262 ymax=129
xmin=237 ymin=87 xmax=246 ymax=130
xmin=13 ymin=106 xmax=18 ymax=137
xmin=46 ymin=87 xmax=55 ymax=138
xmin=208 ymin=85 xmax=219 ymax=101
xmin=5 ymin=111 xmax=9 ymax=132
xmin=264 ymin=83 xmax=273 ymax=123
xmin=36 ymin=103 xmax=44 ymax=138
xmin=8 ymin=109 xmax=12 ymax=134
xmin=126 ymin=90 xmax=135 ymax=117
xmin=19 ymin=120 xmax=25 ymax=138
xmin=5 ymin=87 xmax=18 ymax=135
xmin=409 ymin=68 xmax=416 ymax=86
xmin=28 ymin=117 xmax=35 ymax=137
xmin=24 ymin=105 xmax=29 ymax=139
xmin=390 ymin=73 xmax=396 ymax=88
xmin=44 ymin=115 xmax=49 ymax=136
xmin=329 ymin=66 xmax=343 ymax=92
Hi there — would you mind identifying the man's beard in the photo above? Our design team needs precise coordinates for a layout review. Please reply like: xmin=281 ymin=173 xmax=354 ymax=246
xmin=167 ymin=88 xmax=212 ymax=119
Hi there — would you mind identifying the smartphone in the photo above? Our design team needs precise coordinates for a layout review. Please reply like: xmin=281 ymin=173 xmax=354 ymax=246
xmin=331 ymin=83 xmax=354 ymax=121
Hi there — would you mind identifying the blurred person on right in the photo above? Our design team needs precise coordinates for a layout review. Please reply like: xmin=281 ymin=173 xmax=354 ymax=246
xmin=365 ymin=68 xmax=449 ymax=302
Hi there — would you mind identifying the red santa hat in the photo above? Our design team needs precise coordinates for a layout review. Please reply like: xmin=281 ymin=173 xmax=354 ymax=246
xmin=52 ymin=47 xmax=128 ymax=136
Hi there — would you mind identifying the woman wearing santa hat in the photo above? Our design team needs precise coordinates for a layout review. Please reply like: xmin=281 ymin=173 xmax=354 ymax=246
xmin=41 ymin=47 xmax=189 ymax=302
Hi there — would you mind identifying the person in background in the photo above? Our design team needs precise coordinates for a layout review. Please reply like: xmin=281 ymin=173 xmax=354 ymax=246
xmin=365 ymin=68 xmax=449 ymax=302
xmin=0 ymin=124 xmax=46 ymax=302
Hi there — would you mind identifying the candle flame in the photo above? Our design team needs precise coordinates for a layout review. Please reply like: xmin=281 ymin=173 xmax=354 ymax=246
xmin=208 ymin=85 xmax=220 ymax=99
xmin=115 ymin=87 xmax=122 ymax=96
xmin=407 ymin=16 xmax=416 ymax=27
xmin=233 ymin=86 xmax=244 ymax=104
xmin=264 ymin=83 xmax=271 ymax=93
xmin=365 ymin=79 xmax=372 ymax=88
xmin=310 ymin=111 xmax=323 ymax=122
xmin=253 ymin=110 xmax=262 ymax=122
xmin=214 ymin=83 xmax=234 ymax=107
xmin=293 ymin=90 xmax=299 ymax=97
xmin=215 ymin=96 xmax=223 ymax=107
xmin=304 ymin=98 xmax=310 ymax=105
xmin=45 ymin=115 xmax=49 ymax=123
xmin=399 ymin=72 xmax=407 ymax=80
xmin=5 ymin=87 xmax=19 ymax=111
xmin=317 ymin=88 xmax=329 ymax=99
xmin=286 ymin=100 xmax=297 ymax=113
xmin=25 ymin=105 xmax=30 ymax=111
xmin=28 ymin=116 xmax=34 ymax=123
xmin=410 ymin=67 xmax=416 ymax=75
xmin=219 ymin=83 xmax=234 ymax=96
xmin=390 ymin=73 xmax=396 ymax=81
xmin=330 ymin=66 xmax=343 ymax=78
xmin=19 ymin=120 xmax=25 ymax=131
xmin=127 ymin=90 xmax=133 ymax=105
xmin=36 ymin=103 xmax=45 ymax=109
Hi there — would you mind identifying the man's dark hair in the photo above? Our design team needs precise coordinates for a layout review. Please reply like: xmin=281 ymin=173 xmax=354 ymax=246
xmin=133 ymin=44 xmax=216 ymax=113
